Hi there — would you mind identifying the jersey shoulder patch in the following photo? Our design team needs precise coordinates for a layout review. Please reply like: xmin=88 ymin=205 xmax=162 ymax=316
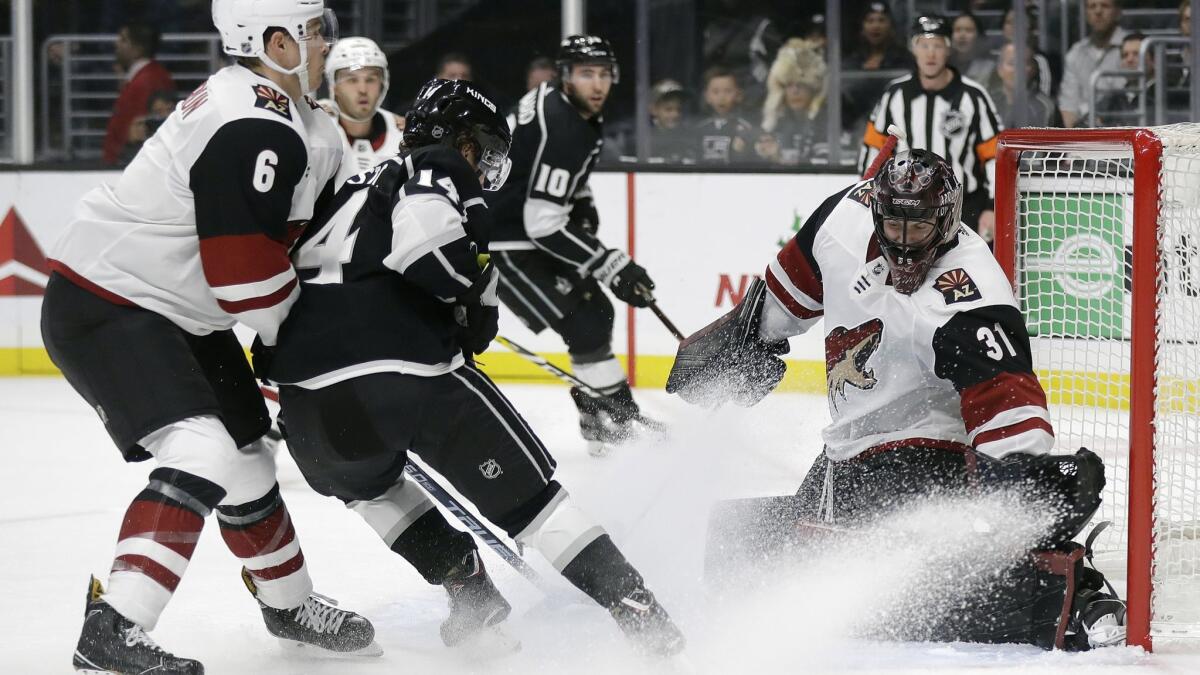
xmin=933 ymin=268 xmax=981 ymax=304
xmin=252 ymin=84 xmax=292 ymax=120
xmin=845 ymin=180 xmax=874 ymax=208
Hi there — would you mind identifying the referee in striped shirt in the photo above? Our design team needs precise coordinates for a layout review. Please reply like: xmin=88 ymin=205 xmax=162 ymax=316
xmin=859 ymin=15 xmax=1003 ymax=241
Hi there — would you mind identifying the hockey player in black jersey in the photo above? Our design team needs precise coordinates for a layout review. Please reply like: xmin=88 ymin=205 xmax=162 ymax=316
xmin=488 ymin=35 xmax=657 ymax=456
xmin=262 ymin=78 xmax=686 ymax=657
xmin=667 ymin=149 xmax=1126 ymax=650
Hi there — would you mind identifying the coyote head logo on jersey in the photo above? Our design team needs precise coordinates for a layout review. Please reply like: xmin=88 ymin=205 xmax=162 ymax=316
xmin=825 ymin=318 xmax=884 ymax=409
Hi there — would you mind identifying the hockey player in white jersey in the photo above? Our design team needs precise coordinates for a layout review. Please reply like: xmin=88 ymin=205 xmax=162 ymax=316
xmin=41 ymin=2 xmax=381 ymax=673
xmin=667 ymin=149 xmax=1126 ymax=650
xmin=320 ymin=36 xmax=406 ymax=187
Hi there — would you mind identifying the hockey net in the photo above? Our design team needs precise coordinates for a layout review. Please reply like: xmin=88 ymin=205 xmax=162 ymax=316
xmin=995 ymin=125 xmax=1200 ymax=650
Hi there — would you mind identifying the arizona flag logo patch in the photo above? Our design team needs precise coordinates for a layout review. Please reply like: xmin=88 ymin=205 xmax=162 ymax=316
xmin=252 ymin=84 xmax=291 ymax=120
xmin=934 ymin=268 xmax=981 ymax=304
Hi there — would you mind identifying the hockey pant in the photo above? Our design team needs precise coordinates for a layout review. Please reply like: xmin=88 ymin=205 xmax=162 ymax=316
xmin=278 ymin=366 xmax=650 ymax=607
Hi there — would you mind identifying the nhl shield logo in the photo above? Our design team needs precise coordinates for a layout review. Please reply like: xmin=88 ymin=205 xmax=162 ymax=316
xmin=934 ymin=268 xmax=981 ymax=304
xmin=479 ymin=459 xmax=502 ymax=480
xmin=940 ymin=110 xmax=966 ymax=137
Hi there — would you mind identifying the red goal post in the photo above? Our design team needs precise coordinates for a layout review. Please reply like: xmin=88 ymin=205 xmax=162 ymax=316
xmin=993 ymin=126 xmax=1200 ymax=652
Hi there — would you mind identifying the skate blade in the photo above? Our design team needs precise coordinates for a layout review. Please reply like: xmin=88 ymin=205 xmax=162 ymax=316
xmin=277 ymin=637 xmax=384 ymax=658
xmin=1087 ymin=624 xmax=1127 ymax=648
xmin=72 ymin=650 xmax=120 ymax=674
xmin=453 ymin=625 xmax=521 ymax=660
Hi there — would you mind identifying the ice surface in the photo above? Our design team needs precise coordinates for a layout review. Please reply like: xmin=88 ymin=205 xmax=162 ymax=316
xmin=3 ymin=377 xmax=1199 ymax=674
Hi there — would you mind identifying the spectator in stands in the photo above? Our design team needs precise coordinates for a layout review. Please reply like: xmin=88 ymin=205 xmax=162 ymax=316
xmin=757 ymin=38 xmax=828 ymax=166
xmin=799 ymin=12 xmax=828 ymax=55
xmin=649 ymin=79 xmax=693 ymax=163
xmin=843 ymin=2 xmax=914 ymax=131
xmin=702 ymin=0 xmax=782 ymax=112
xmin=119 ymin=89 xmax=179 ymax=164
xmin=950 ymin=12 xmax=994 ymax=84
xmin=102 ymin=22 xmax=174 ymax=165
xmin=435 ymin=52 xmax=472 ymax=81
xmin=987 ymin=42 xmax=1061 ymax=128
xmin=1097 ymin=32 xmax=1150 ymax=126
xmin=525 ymin=56 xmax=556 ymax=92
xmin=1177 ymin=0 xmax=1192 ymax=93
xmin=1059 ymin=0 xmax=1128 ymax=128
xmin=693 ymin=65 xmax=756 ymax=165
xmin=999 ymin=6 xmax=1058 ymax=97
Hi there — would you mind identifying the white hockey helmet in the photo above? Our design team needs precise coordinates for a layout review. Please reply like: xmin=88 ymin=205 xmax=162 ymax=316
xmin=212 ymin=0 xmax=338 ymax=94
xmin=324 ymin=37 xmax=390 ymax=122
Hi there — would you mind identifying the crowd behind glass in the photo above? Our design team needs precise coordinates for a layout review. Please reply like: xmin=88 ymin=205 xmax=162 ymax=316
xmin=5 ymin=0 xmax=1194 ymax=169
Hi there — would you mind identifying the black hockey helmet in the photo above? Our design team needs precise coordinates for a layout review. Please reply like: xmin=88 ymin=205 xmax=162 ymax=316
xmin=557 ymin=34 xmax=620 ymax=83
xmin=403 ymin=78 xmax=512 ymax=191
xmin=870 ymin=148 xmax=963 ymax=294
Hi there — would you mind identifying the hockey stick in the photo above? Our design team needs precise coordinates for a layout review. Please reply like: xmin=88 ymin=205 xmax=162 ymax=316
xmin=493 ymin=335 xmax=666 ymax=431
xmin=861 ymin=124 xmax=905 ymax=180
xmin=402 ymin=460 xmax=547 ymax=588
xmin=647 ymin=298 xmax=685 ymax=342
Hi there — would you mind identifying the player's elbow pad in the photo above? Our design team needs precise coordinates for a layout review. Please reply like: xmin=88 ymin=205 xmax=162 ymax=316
xmin=665 ymin=278 xmax=789 ymax=407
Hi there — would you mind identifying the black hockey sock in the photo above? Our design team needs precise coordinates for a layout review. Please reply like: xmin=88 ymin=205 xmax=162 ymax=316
xmin=560 ymin=534 xmax=646 ymax=609
xmin=390 ymin=509 xmax=478 ymax=585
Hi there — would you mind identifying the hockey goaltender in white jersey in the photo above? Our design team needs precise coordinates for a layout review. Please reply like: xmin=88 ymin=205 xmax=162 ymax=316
xmin=50 ymin=64 xmax=342 ymax=344
xmin=761 ymin=177 xmax=1052 ymax=462
xmin=667 ymin=149 xmax=1127 ymax=651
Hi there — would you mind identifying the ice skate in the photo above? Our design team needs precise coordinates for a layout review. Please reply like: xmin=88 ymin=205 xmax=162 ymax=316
xmin=241 ymin=568 xmax=382 ymax=657
xmin=1071 ymin=584 xmax=1127 ymax=649
xmin=572 ymin=384 xmax=662 ymax=456
xmin=72 ymin=576 xmax=204 ymax=675
xmin=441 ymin=550 xmax=520 ymax=656
xmin=609 ymin=587 xmax=686 ymax=657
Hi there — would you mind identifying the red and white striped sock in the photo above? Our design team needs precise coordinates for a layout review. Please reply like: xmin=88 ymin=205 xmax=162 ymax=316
xmin=217 ymin=483 xmax=312 ymax=609
xmin=103 ymin=468 xmax=225 ymax=630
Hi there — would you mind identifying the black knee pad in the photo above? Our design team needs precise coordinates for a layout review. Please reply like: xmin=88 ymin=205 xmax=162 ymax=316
xmin=554 ymin=290 xmax=614 ymax=357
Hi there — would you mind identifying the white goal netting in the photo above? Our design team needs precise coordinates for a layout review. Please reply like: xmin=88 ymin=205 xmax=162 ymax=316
xmin=1009 ymin=124 xmax=1200 ymax=638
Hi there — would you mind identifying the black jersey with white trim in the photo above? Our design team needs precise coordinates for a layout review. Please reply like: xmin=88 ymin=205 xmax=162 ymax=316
xmin=487 ymin=83 xmax=610 ymax=274
xmin=268 ymin=144 xmax=491 ymax=389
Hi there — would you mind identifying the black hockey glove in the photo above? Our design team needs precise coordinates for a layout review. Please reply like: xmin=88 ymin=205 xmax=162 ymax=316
xmin=593 ymin=249 xmax=655 ymax=308
xmin=568 ymin=197 xmax=600 ymax=236
xmin=978 ymin=447 xmax=1106 ymax=547
xmin=250 ymin=335 xmax=275 ymax=383
xmin=454 ymin=264 xmax=500 ymax=355
xmin=665 ymin=278 xmax=789 ymax=407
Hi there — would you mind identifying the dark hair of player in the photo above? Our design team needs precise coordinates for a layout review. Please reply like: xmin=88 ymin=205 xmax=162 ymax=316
xmin=402 ymin=78 xmax=513 ymax=191
xmin=870 ymin=149 xmax=963 ymax=294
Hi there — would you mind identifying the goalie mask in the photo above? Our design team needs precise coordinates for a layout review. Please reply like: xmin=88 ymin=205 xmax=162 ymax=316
xmin=324 ymin=36 xmax=388 ymax=123
xmin=212 ymin=0 xmax=338 ymax=94
xmin=403 ymin=79 xmax=513 ymax=191
xmin=870 ymin=149 xmax=963 ymax=294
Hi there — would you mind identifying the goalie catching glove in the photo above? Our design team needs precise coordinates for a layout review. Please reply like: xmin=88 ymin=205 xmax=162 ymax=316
xmin=665 ymin=278 xmax=788 ymax=406
xmin=454 ymin=263 xmax=500 ymax=355
xmin=592 ymin=249 xmax=654 ymax=307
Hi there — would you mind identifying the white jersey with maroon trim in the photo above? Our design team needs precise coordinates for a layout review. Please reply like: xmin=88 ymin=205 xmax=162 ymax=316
xmin=49 ymin=65 xmax=342 ymax=345
xmin=322 ymin=104 xmax=405 ymax=188
xmin=760 ymin=180 xmax=1053 ymax=462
